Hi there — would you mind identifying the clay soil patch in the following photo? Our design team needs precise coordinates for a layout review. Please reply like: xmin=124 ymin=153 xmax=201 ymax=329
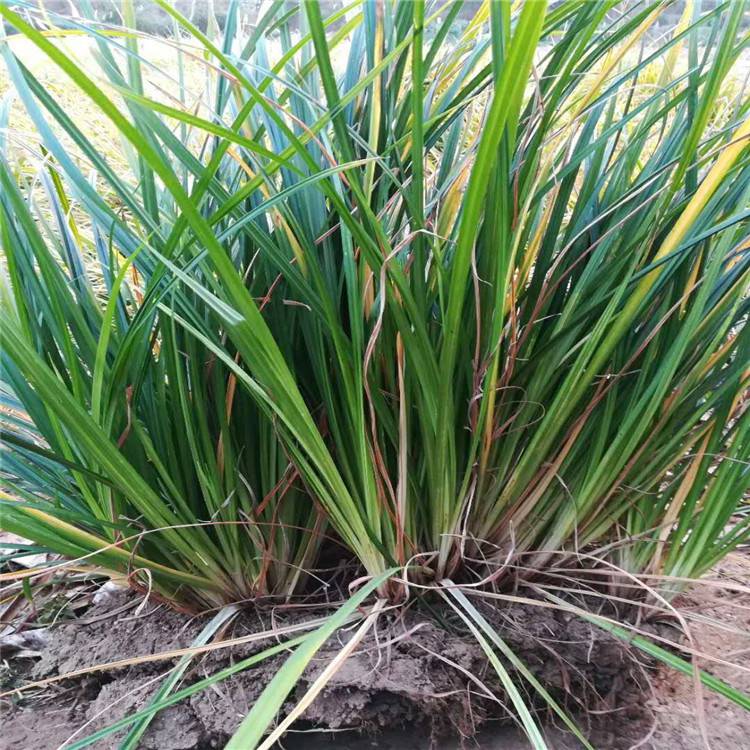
xmin=2 ymin=555 xmax=749 ymax=749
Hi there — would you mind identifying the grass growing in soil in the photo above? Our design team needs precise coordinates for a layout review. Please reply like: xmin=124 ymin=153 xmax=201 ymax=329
xmin=1 ymin=0 xmax=749 ymax=747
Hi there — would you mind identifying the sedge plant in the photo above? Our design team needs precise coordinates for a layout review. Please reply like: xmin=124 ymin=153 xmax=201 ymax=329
xmin=1 ymin=0 xmax=749 ymax=614
xmin=2 ymin=1 xmax=750 ymax=747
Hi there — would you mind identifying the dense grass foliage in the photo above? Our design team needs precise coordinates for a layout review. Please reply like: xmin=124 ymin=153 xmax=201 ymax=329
xmin=1 ymin=0 xmax=749 ymax=609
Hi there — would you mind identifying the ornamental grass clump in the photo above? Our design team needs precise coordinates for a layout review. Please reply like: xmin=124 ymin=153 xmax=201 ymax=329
xmin=1 ymin=0 xmax=748 ymax=615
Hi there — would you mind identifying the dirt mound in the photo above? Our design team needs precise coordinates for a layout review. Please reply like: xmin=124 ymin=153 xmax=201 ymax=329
xmin=1 ymin=586 xmax=649 ymax=749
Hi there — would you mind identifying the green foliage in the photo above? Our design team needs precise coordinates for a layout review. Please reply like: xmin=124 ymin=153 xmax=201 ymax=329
xmin=1 ymin=0 xmax=749 ymax=612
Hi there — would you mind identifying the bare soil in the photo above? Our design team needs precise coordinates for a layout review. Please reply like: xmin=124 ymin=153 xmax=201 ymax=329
xmin=1 ymin=554 xmax=748 ymax=749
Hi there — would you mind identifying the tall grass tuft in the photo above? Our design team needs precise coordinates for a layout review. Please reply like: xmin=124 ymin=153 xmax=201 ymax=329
xmin=1 ymin=0 xmax=749 ymax=612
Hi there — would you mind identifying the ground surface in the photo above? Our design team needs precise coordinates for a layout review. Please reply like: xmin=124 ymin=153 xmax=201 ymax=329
xmin=1 ymin=553 xmax=748 ymax=749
